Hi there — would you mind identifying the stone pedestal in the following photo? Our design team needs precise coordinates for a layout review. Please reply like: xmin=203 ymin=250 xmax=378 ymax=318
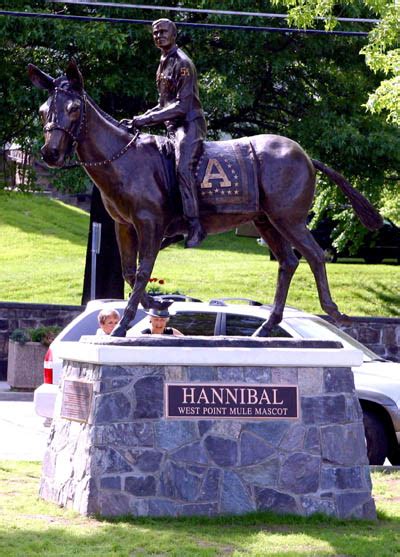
xmin=40 ymin=337 xmax=376 ymax=519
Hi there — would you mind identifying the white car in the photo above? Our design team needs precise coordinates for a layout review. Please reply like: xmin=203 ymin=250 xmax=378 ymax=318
xmin=34 ymin=297 xmax=400 ymax=465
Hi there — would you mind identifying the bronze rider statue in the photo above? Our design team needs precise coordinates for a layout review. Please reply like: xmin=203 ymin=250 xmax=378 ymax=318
xmin=121 ymin=18 xmax=207 ymax=248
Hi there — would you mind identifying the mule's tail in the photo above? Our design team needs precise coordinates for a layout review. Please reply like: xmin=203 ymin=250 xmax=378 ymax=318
xmin=312 ymin=159 xmax=383 ymax=230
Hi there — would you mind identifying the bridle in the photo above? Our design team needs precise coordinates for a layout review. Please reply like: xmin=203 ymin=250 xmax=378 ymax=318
xmin=43 ymin=85 xmax=138 ymax=168
xmin=44 ymin=86 xmax=86 ymax=147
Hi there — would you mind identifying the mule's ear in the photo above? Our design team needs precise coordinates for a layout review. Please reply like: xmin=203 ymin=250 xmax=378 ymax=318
xmin=66 ymin=59 xmax=84 ymax=91
xmin=27 ymin=64 xmax=54 ymax=90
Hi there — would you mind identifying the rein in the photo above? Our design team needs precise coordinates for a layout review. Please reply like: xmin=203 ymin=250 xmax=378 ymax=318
xmin=61 ymin=131 xmax=140 ymax=169
xmin=44 ymin=86 xmax=139 ymax=169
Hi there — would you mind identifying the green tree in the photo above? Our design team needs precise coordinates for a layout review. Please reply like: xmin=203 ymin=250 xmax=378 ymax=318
xmin=271 ymin=0 xmax=400 ymax=125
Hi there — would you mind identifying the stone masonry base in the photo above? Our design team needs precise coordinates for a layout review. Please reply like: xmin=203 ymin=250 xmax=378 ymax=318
xmin=39 ymin=338 xmax=376 ymax=520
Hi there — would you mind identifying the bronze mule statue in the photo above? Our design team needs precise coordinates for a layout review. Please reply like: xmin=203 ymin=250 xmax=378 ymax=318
xmin=28 ymin=60 xmax=382 ymax=337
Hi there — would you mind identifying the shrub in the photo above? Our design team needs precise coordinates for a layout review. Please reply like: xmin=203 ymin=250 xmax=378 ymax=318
xmin=10 ymin=326 xmax=62 ymax=347
xmin=9 ymin=329 xmax=30 ymax=345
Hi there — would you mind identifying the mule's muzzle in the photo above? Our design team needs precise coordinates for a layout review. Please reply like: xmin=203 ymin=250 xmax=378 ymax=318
xmin=41 ymin=146 xmax=64 ymax=167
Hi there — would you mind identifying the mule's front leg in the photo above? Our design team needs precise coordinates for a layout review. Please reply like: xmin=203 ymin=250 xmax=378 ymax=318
xmin=111 ymin=254 xmax=156 ymax=336
xmin=114 ymin=222 xmax=138 ymax=289
xmin=112 ymin=226 xmax=163 ymax=337
xmin=114 ymin=221 xmax=153 ymax=312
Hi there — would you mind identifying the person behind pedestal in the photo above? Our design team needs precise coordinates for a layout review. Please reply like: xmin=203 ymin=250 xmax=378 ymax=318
xmin=96 ymin=308 xmax=120 ymax=335
xmin=141 ymin=306 xmax=183 ymax=336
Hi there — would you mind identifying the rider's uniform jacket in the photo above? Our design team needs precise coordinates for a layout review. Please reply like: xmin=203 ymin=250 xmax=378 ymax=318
xmin=145 ymin=46 xmax=205 ymax=131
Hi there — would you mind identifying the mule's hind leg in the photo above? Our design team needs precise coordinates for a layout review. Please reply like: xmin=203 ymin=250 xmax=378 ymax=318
xmin=271 ymin=218 xmax=350 ymax=324
xmin=254 ymin=217 xmax=299 ymax=335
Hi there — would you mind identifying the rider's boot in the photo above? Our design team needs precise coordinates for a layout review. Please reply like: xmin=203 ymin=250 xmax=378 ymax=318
xmin=185 ymin=217 xmax=207 ymax=248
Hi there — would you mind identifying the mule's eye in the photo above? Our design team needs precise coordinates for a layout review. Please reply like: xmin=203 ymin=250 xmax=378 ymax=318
xmin=66 ymin=100 xmax=80 ymax=114
xmin=39 ymin=100 xmax=49 ymax=122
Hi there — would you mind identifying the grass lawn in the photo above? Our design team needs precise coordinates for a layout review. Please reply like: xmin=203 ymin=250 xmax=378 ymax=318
xmin=0 ymin=462 xmax=399 ymax=556
xmin=0 ymin=192 xmax=88 ymax=304
xmin=0 ymin=191 xmax=399 ymax=316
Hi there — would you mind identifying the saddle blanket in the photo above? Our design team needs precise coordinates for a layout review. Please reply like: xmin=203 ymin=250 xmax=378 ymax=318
xmin=195 ymin=138 xmax=259 ymax=214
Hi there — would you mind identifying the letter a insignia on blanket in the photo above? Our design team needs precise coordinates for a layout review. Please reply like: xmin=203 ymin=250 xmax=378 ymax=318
xmin=201 ymin=159 xmax=232 ymax=189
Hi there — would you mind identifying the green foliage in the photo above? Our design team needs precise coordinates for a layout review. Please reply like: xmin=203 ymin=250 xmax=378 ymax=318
xmin=0 ymin=0 xmax=158 ymax=192
xmin=28 ymin=325 xmax=62 ymax=346
xmin=272 ymin=0 xmax=400 ymax=124
xmin=9 ymin=328 xmax=30 ymax=345
xmin=366 ymin=76 xmax=400 ymax=126
xmin=380 ymin=185 xmax=400 ymax=225
xmin=9 ymin=325 xmax=62 ymax=346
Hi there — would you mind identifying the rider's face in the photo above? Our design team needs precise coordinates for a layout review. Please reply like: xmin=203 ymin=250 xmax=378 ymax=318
xmin=149 ymin=316 xmax=169 ymax=333
xmin=152 ymin=23 xmax=176 ymax=52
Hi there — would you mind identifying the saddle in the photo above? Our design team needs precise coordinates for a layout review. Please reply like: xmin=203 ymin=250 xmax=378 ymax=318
xmin=159 ymin=137 xmax=259 ymax=215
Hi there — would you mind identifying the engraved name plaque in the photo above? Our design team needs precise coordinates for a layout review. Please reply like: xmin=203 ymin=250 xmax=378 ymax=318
xmin=165 ymin=383 xmax=298 ymax=420
xmin=61 ymin=379 xmax=93 ymax=423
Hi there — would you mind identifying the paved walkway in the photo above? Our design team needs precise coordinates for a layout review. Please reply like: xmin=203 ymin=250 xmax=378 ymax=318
xmin=0 ymin=380 xmax=33 ymax=401
xmin=0 ymin=382 xmax=49 ymax=460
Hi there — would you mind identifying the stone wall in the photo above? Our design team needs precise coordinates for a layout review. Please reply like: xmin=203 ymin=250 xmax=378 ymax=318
xmin=336 ymin=316 xmax=400 ymax=362
xmin=0 ymin=302 xmax=83 ymax=380
xmin=39 ymin=337 xmax=376 ymax=520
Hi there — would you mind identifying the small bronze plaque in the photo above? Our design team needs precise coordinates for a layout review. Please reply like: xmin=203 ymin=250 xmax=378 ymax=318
xmin=61 ymin=379 xmax=93 ymax=423
xmin=165 ymin=383 xmax=298 ymax=420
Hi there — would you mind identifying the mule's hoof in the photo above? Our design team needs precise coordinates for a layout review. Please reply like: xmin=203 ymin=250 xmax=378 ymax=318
xmin=252 ymin=324 xmax=270 ymax=337
xmin=336 ymin=313 xmax=352 ymax=327
xmin=110 ymin=324 xmax=127 ymax=337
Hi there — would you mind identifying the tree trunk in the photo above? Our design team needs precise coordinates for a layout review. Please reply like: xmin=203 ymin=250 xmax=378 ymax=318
xmin=81 ymin=185 xmax=125 ymax=304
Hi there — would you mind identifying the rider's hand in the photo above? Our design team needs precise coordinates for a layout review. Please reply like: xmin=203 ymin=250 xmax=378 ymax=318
xmin=119 ymin=118 xmax=134 ymax=130
xmin=133 ymin=115 xmax=151 ymax=129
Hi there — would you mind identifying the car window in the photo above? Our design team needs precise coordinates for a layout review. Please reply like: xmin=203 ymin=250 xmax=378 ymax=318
xmin=168 ymin=311 xmax=217 ymax=335
xmin=224 ymin=313 xmax=293 ymax=337
xmin=61 ymin=313 xmax=100 ymax=340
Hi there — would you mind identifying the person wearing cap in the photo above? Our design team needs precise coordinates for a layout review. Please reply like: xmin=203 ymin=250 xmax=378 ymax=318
xmin=141 ymin=307 xmax=183 ymax=336
xmin=120 ymin=18 xmax=207 ymax=249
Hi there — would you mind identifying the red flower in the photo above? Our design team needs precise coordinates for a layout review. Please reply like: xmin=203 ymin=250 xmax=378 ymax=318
xmin=148 ymin=277 xmax=165 ymax=285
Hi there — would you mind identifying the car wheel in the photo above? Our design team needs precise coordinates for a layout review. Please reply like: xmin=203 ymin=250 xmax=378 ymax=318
xmin=363 ymin=409 xmax=389 ymax=465
xmin=324 ymin=247 xmax=337 ymax=263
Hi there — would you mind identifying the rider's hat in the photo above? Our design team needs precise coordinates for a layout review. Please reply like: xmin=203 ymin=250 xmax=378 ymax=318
xmin=145 ymin=298 xmax=174 ymax=318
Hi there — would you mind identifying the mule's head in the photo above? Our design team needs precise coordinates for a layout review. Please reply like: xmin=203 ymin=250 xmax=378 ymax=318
xmin=28 ymin=60 xmax=85 ymax=167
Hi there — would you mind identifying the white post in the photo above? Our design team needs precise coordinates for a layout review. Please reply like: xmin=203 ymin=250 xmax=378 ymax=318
xmin=90 ymin=222 xmax=102 ymax=300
